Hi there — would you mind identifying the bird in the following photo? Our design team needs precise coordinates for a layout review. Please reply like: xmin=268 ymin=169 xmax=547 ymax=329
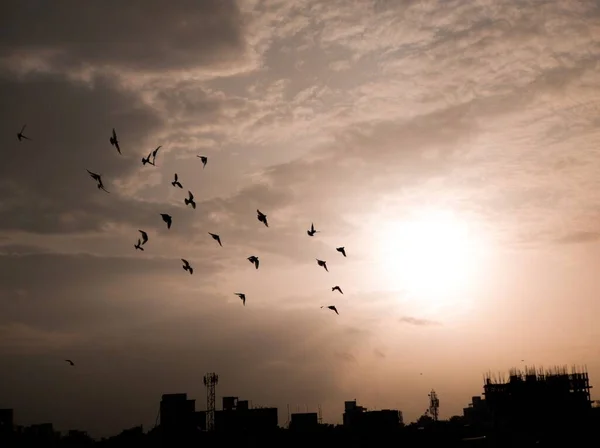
xmin=209 ymin=233 xmax=222 ymax=246
xmin=65 ymin=359 xmax=75 ymax=366
xmin=17 ymin=124 xmax=31 ymax=141
xmin=235 ymin=293 xmax=246 ymax=306
xmin=321 ymin=305 xmax=338 ymax=315
xmin=134 ymin=239 xmax=144 ymax=251
xmin=332 ymin=286 xmax=343 ymax=294
xmin=316 ymin=259 xmax=328 ymax=272
xmin=181 ymin=259 xmax=193 ymax=275
xmin=151 ymin=146 xmax=161 ymax=165
xmin=184 ymin=191 xmax=196 ymax=209
xmin=336 ymin=247 xmax=346 ymax=257
xmin=138 ymin=230 xmax=148 ymax=245
xmin=86 ymin=169 xmax=109 ymax=193
xmin=197 ymin=155 xmax=208 ymax=168
xmin=160 ymin=213 xmax=172 ymax=229
xmin=109 ymin=128 xmax=121 ymax=154
xmin=172 ymin=173 xmax=183 ymax=188
xmin=247 ymin=255 xmax=259 ymax=269
xmin=307 ymin=223 xmax=319 ymax=236
xmin=141 ymin=150 xmax=154 ymax=166
xmin=256 ymin=209 xmax=268 ymax=227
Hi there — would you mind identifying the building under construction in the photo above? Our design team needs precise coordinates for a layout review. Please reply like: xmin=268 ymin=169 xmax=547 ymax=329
xmin=482 ymin=365 xmax=592 ymax=432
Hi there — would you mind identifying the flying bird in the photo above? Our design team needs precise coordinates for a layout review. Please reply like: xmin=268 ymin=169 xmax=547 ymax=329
xmin=172 ymin=173 xmax=183 ymax=189
xmin=307 ymin=223 xmax=319 ymax=236
xmin=65 ymin=359 xmax=75 ymax=366
xmin=138 ymin=230 xmax=148 ymax=245
xmin=208 ymin=233 xmax=222 ymax=246
xmin=247 ymin=255 xmax=259 ymax=269
xmin=160 ymin=213 xmax=172 ymax=229
xmin=321 ymin=305 xmax=339 ymax=315
xmin=134 ymin=239 xmax=144 ymax=251
xmin=184 ymin=191 xmax=196 ymax=209
xmin=141 ymin=150 xmax=155 ymax=166
xmin=181 ymin=259 xmax=193 ymax=275
xmin=197 ymin=155 xmax=208 ymax=168
xmin=332 ymin=286 xmax=343 ymax=294
xmin=336 ymin=247 xmax=346 ymax=257
xmin=151 ymin=146 xmax=161 ymax=165
xmin=316 ymin=259 xmax=328 ymax=272
xmin=235 ymin=293 xmax=246 ymax=306
xmin=86 ymin=169 xmax=109 ymax=193
xmin=109 ymin=128 xmax=121 ymax=154
xmin=256 ymin=209 xmax=268 ymax=227
xmin=17 ymin=124 xmax=31 ymax=141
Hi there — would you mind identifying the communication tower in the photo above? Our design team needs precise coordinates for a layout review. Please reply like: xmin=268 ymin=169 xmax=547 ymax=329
xmin=203 ymin=372 xmax=219 ymax=431
xmin=428 ymin=389 xmax=440 ymax=421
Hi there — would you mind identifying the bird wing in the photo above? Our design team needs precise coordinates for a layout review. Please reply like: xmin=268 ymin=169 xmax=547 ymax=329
xmin=112 ymin=128 xmax=117 ymax=139
xmin=181 ymin=259 xmax=188 ymax=265
xmin=311 ymin=223 xmax=315 ymax=232
xmin=255 ymin=259 xmax=259 ymax=268
xmin=153 ymin=146 xmax=161 ymax=157
xmin=188 ymin=191 xmax=194 ymax=200
xmin=174 ymin=173 xmax=178 ymax=181
xmin=20 ymin=124 xmax=26 ymax=133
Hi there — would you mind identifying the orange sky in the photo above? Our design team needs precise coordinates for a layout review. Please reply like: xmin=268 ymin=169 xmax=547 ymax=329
xmin=1 ymin=0 xmax=600 ymax=438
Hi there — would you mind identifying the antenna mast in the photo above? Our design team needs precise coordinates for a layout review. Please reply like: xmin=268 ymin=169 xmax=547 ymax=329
xmin=428 ymin=389 xmax=440 ymax=421
xmin=203 ymin=372 xmax=219 ymax=431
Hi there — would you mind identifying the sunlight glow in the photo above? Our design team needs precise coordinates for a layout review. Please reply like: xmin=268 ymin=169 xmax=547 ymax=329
xmin=377 ymin=209 xmax=482 ymax=305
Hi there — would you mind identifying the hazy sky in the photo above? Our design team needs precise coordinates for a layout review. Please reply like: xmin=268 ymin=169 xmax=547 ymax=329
xmin=1 ymin=0 xmax=600 ymax=438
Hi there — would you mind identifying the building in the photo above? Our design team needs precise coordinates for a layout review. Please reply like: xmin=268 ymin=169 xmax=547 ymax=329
xmin=160 ymin=393 xmax=200 ymax=435
xmin=463 ymin=396 xmax=491 ymax=429
xmin=343 ymin=400 xmax=402 ymax=432
xmin=483 ymin=366 xmax=593 ymax=432
xmin=289 ymin=412 xmax=319 ymax=432
xmin=215 ymin=396 xmax=278 ymax=432
xmin=0 ymin=409 xmax=13 ymax=434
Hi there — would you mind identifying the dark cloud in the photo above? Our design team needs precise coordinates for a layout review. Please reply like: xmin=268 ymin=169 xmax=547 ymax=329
xmin=0 ymin=0 xmax=246 ymax=73
xmin=0 ymin=71 xmax=172 ymax=233
xmin=0 ymin=251 xmax=225 ymax=333
xmin=398 ymin=316 xmax=441 ymax=327
xmin=555 ymin=231 xmax=600 ymax=245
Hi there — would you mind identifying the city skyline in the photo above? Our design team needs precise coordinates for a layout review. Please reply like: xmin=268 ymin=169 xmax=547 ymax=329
xmin=1 ymin=0 xmax=600 ymax=438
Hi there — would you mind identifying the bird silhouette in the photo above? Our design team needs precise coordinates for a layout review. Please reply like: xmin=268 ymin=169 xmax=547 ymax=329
xmin=141 ymin=150 xmax=155 ymax=166
xmin=17 ymin=124 xmax=31 ymax=141
xmin=316 ymin=259 xmax=328 ymax=272
xmin=336 ymin=246 xmax=346 ymax=257
xmin=257 ymin=209 xmax=268 ymax=227
xmin=197 ymin=155 xmax=208 ymax=168
xmin=151 ymin=146 xmax=161 ymax=165
xmin=134 ymin=239 xmax=144 ymax=251
xmin=86 ymin=170 xmax=109 ymax=193
xmin=109 ymin=128 xmax=121 ymax=154
xmin=184 ymin=191 xmax=196 ymax=209
xmin=181 ymin=259 xmax=193 ymax=274
xmin=321 ymin=305 xmax=338 ymax=315
xmin=332 ymin=286 xmax=343 ymax=294
xmin=160 ymin=213 xmax=172 ymax=229
xmin=247 ymin=255 xmax=259 ymax=269
xmin=171 ymin=173 xmax=183 ymax=188
xmin=209 ymin=233 xmax=222 ymax=246
xmin=235 ymin=293 xmax=246 ymax=306
xmin=307 ymin=223 xmax=319 ymax=236
xmin=65 ymin=359 xmax=75 ymax=366
xmin=138 ymin=230 xmax=148 ymax=245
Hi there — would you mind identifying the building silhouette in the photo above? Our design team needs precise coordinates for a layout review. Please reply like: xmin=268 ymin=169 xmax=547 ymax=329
xmin=342 ymin=400 xmax=403 ymax=432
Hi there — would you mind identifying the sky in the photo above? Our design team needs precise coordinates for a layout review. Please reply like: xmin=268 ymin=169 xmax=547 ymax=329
xmin=1 ymin=0 xmax=600 ymax=438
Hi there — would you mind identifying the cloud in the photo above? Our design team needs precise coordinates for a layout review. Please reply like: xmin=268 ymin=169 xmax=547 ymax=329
xmin=0 ymin=0 xmax=249 ymax=75
xmin=398 ymin=316 xmax=441 ymax=327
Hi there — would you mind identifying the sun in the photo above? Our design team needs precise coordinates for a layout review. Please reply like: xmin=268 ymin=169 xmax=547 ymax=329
xmin=377 ymin=208 xmax=480 ymax=304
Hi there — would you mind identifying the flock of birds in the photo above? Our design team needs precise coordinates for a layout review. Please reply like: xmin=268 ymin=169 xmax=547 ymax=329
xmin=17 ymin=126 xmax=350 ymax=366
